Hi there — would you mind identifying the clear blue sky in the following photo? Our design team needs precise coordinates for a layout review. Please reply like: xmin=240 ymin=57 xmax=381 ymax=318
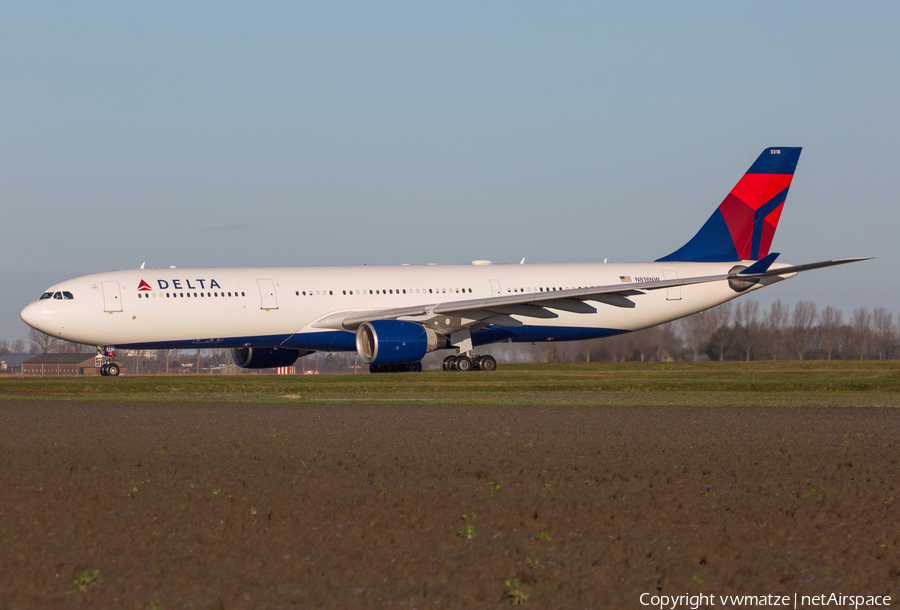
xmin=2 ymin=2 xmax=897 ymax=341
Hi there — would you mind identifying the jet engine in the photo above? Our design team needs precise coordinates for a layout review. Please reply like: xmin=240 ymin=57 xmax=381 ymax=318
xmin=355 ymin=320 xmax=445 ymax=365
xmin=231 ymin=347 xmax=311 ymax=369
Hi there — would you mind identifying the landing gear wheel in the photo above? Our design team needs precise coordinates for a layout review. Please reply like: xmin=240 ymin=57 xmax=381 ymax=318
xmin=100 ymin=364 xmax=109 ymax=376
xmin=455 ymin=355 xmax=473 ymax=372
xmin=479 ymin=355 xmax=497 ymax=371
xmin=106 ymin=363 xmax=120 ymax=377
xmin=410 ymin=361 xmax=422 ymax=373
xmin=442 ymin=355 xmax=456 ymax=371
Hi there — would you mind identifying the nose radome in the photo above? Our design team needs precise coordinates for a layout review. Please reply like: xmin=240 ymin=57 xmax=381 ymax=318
xmin=20 ymin=301 xmax=46 ymax=331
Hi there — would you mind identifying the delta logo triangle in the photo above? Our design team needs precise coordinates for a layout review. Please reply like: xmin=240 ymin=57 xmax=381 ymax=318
xmin=137 ymin=280 xmax=152 ymax=291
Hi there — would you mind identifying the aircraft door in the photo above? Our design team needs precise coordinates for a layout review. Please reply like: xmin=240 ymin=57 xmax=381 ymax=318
xmin=257 ymin=279 xmax=278 ymax=310
xmin=489 ymin=279 xmax=501 ymax=297
xmin=101 ymin=281 xmax=123 ymax=312
xmin=661 ymin=270 xmax=682 ymax=301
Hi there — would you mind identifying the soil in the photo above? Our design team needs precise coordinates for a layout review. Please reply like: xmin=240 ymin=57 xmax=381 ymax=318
xmin=0 ymin=400 xmax=898 ymax=609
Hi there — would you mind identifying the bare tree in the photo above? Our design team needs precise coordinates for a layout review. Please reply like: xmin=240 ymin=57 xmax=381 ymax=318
xmin=732 ymin=299 xmax=761 ymax=361
xmin=705 ymin=301 xmax=733 ymax=361
xmin=850 ymin=308 xmax=872 ymax=360
xmin=818 ymin=306 xmax=843 ymax=360
xmin=29 ymin=328 xmax=59 ymax=354
xmin=762 ymin=300 xmax=789 ymax=360
xmin=55 ymin=340 xmax=89 ymax=353
xmin=0 ymin=339 xmax=9 ymax=357
xmin=679 ymin=311 xmax=716 ymax=361
xmin=872 ymin=307 xmax=895 ymax=360
xmin=11 ymin=339 xmax=26 ymax=353
xmin=790 ymin=300 xmax=818 ymax=360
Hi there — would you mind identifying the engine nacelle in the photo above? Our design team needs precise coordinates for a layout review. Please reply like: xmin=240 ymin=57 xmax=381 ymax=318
xmin=356 ymin=320 xmax=445 ymax=365
xmin=231 ymin=347 xmax=310 ymax=369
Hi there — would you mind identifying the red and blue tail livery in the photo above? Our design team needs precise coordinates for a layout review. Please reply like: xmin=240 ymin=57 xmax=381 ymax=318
xmin=658 ymin=147 xmax=802 ymax=262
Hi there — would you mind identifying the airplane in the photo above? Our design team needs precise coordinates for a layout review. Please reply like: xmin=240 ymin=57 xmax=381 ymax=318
xmin=20 ymin=147 xmax=869 ymax=376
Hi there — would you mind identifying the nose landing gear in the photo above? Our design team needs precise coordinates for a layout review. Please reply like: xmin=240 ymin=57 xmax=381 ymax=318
xmin=97 ymin=346 xmax=120 ymax=376
xmin=100 ymin=363 xmax=120 ymax=377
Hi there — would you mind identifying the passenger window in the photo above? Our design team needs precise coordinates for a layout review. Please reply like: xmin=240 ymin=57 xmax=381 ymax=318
xmin=228 ymin=292 xmax=232 ymax=297
xmin=242 ymin=292 xmax=245 ymax=296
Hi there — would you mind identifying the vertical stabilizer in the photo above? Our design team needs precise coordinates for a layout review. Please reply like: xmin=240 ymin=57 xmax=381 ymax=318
xmin=657 ymin=147 xmax=802 ymax=262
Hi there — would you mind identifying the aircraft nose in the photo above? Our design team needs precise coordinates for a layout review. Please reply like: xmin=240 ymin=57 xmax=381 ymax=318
xmin=20 ymin=301 xmax=49 ymax=332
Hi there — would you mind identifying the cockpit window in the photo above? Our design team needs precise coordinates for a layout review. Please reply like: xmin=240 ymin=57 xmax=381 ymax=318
xmin=38 ymin=291 xmax=74 ymax=300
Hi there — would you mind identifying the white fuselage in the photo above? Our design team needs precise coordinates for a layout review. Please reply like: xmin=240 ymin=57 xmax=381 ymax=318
xmin=20 ymin=260 xmax=767 ymax=351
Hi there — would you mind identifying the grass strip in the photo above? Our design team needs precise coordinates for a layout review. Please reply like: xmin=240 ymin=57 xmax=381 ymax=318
xmin=0 ymin=361 xmax=897 ymax=406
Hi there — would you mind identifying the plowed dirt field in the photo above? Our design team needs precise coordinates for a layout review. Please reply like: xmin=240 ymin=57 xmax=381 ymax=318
xmin=1 ymin=400 xmax=897 ymax=609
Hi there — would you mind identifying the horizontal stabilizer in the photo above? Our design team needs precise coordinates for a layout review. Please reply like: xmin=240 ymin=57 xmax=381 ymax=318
xmin=739 ymin=252 xmax=780 ymax=274
xmin=730 ymin=257 xmax=873 ymax=279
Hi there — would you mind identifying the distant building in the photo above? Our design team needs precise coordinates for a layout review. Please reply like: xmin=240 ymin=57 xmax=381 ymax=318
xmin=22 ymin=353 xmax=126 ymax=376
xmin=0 ymin=354 xmax=35 ymax=374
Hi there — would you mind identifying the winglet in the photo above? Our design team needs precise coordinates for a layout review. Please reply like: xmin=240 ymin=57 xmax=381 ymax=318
xmin=739 ymin=252 xmax=779 ymax=275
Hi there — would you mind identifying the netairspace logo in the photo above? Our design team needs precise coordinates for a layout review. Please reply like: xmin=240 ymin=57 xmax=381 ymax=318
xmin=639 ymin=592 xmax=892 ymax=609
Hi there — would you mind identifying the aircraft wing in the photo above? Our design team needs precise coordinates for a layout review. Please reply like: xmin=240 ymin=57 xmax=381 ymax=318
xmin=336 ymin=257 xmax=870 ymax=331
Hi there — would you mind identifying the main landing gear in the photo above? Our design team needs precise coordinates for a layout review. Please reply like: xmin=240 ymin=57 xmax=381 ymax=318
xmin=442 ymin=354 xmax=497 ymax=372
xmin=369 ymin=362 xmax=423 ymax=373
